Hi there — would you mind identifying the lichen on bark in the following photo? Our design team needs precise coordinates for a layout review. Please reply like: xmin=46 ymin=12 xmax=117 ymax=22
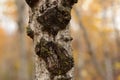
xmin=25 ymin=0 xmax=78 ymax=80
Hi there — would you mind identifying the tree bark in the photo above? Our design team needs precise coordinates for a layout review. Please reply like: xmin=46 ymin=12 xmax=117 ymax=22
xmin=101 ymin=6 xmax=114 ymax=80
xmin=15 ymin=0 xmax=29 ymax=80
xmin=25 ymin=0 xmax=77 ymax=80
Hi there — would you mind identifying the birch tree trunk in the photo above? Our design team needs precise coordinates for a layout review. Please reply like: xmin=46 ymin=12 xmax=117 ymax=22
xmin=16 ymin=0 xmax=29 ymax=80
xmin=101 ymin=6 xmax=114 ymax=80
xmin=25 ymin=0 xmax=77 ymax=80
xmin=73 ymin=7 xmax=106 ymax=80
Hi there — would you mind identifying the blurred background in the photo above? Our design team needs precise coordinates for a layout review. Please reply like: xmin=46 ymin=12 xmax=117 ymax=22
xmin=0 ymin=0 xmax=120 ymax=80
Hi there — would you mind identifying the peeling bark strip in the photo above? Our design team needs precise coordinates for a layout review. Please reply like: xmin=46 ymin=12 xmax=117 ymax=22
xmin=25 ymin=0 xmax=78 ymax=80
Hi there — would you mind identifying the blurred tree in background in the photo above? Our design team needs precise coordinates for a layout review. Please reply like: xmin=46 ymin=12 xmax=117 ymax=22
xmin=0 ymin=0 xmax=120 ymax=80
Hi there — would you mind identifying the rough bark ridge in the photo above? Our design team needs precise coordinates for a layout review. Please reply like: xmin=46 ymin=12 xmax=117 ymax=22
xmin=26 ymin=0 xmax=77 ymax=80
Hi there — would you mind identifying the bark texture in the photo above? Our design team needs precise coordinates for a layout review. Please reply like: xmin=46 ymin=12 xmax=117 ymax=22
xmin=25 ymin=0 xmax=77 ymax=80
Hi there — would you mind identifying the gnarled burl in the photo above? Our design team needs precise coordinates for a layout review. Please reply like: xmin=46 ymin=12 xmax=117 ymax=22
xmin=35 ymin=37 xmax=74 ymax=79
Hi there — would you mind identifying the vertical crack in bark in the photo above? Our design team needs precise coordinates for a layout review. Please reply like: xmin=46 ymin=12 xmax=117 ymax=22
xmin=25 ymin=0 xmax=78 ymax=80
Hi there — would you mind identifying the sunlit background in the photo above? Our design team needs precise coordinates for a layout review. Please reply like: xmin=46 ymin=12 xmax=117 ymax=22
xmin=0 ymin=0 xmax=120 ymax=80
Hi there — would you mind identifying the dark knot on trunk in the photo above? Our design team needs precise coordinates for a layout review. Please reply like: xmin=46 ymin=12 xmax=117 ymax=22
xmin=35 ymin=37 xmax=74 ymax=78
xmin=37 ymin=5 xmax=71 ymax=36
